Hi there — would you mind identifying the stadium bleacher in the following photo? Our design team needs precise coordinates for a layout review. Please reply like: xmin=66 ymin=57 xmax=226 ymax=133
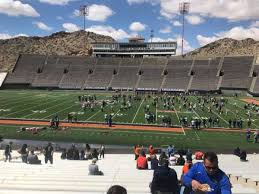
xmin=110 ymin=58 xmax=142 ymax=90
xmin=4 ymin=54 xmax=259 ymax=95
xmin=190 ymin=58 xmax=220 ymax=91
xmin=84 ymin=58 xmax=121 ymax=89
xmin=0 ymin=72 xmax=7 ymax=87
xmin=59 ymin=57 xmax=96 ymax=89
xmin=138 ymin=58 xmax=167 ymax=90
xmin=5 ymin=54 xmax=46 ymax=84
xmin=162 ymin=58 xmax=193 ymax=91
xmin=0 ymin=149 xmax=258 ymax=194
xmin=220 ymin=56 xmax=254 ymax=89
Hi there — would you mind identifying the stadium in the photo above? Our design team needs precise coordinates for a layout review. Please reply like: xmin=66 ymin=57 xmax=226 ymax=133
xmin=0 ymin=0 xmax=259 ymax=193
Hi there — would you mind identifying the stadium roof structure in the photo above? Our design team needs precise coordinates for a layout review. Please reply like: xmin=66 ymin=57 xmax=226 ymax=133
xmin=92 ymin=37 xmax=177 ymax=58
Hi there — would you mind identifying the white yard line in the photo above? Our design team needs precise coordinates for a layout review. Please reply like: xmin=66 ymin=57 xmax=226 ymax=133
xmin=41 ymin=103 xmax=78 ymax=119
xmin=86 ymin=110 xmax=101 ymax=121
xmin=131 ymin=98 xmax=144 ymax=123
xmin=23 ymin=98 xmax=74 ymax=118
xmin=2 ymin=97 xmax=70 ymax=118
xmin=172 ymin=105 xmax=186 ymax=136
xmin=112 ymin=109 xmax=121 ymax=119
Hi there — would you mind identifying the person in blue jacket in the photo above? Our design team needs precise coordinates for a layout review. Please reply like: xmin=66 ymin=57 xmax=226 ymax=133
xmin=183 ymin=152 xmax=231 ymax=194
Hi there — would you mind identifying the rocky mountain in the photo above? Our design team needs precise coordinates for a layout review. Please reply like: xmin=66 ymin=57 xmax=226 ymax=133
xmin=0 ymin=30 xmax=114 ymax=72
xmin=187 ymin=38 xmax=259 ymax=57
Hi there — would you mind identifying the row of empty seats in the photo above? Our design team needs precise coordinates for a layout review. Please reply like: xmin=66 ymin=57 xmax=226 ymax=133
xmin=4 ymin=54 xmax=258 ymax=93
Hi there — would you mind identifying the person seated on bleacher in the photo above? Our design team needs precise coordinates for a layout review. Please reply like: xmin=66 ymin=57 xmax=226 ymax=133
xmin=88 ymin=158 xmax=103 ymax=175
xmin=194 ymin=150 xmax=204 ymax=160
xmin=27 ymin=150 xmax=41 ymax=164
xmin=107 ymin=185 xmax=127 ymax=194
xmin=148 ymin=145 xmax=155 ymax=156
xmin=233 ymin=147 xmax=241 ymax=157
xmin=186 ymin=149 xmax=193 ymax=161
xmin=80 ymin=150 xmax=85 ymax=160
xmin=240 ymin=150 xmax=247 ymax=162
xmin=150 ymin=154 xmax=159 ymax=170
xmin=67 ymin=144 xmax=79 ymax=160
xmin=183 ymin=152 xmax=231 ymax=194
xmin=137 ymin=150 xmax=148 ymax=169
xmin=92 ymin=148 xmax=99 ymax=160
xmin=60 ymin=149 xmax=67 ymax=159
xmin=169 ymin=153 xmax=178 ymax=166
xmin=176 ymin=154 xmax=185 ymax=166
xmin=150 ymin=160 xmax=179 ymax=194
xmin=159 ymin=151 xmax=168 ymax=165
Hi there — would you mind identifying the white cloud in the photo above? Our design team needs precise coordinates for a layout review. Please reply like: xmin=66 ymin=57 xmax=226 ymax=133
xmin=159 ymin=26 xmax=172 ymax=34
xmin=172 ymin=21 xmax=182 ymax=26
xmin=186 ymin=15 xmax=205 ymax=25
xmin=86 ymin=25 xmax=129 ymax=41
xmin=34 ymin=22 xmax=52 ymax=31
xmin=129 ymin=22 xmax=146 ymax=32
xmin=62 ymin=23 xmax=80 ymax=32
xmin=56 ymin=16 xmax=63 ymax=20
xmin=148 ymin=36 xmax=193 ymax=54
xmin=197 ymin=35 xmax=219 ymax=46
xmin=160 ymin=0 xmax=259 ymax=21
xmin=0 ymin=33 xmax=28 ymax=40
xmin=38 ymin=0 xmax=77 ymax=6
xmin=0 ymin=0 xmax=39 ymax=17
xmin=73 ymin=4 xmax=114 ymax=22
xmin=127 ymin=0 xmax=159 ymax=5
xmin=197 ymin=26 xmax=259 ymax=46
xmin=87 ymin=4 xmax=114 ymax=22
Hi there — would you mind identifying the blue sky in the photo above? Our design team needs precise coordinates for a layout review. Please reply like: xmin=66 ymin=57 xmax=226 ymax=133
xmin=0 ymin=0 xmax=259 ymax=54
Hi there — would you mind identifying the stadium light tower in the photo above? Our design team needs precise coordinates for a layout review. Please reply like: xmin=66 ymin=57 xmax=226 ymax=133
xmin=179 ymin=2 xmax=190 ymax=56
xmin=150 ymin=29 xmax=154 ymax=43
xmin=79 ymin=5 xmax=89 ymax=55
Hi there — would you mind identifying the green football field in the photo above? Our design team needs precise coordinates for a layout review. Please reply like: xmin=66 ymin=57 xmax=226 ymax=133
xmin=0 ymin=90 xmax=258 ymax=151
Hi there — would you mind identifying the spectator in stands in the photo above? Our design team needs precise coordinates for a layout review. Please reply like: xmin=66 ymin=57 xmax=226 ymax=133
xmin=67 ymin=144 xmax=79 ymax=160
xmin=176 ymin=154 xmax=185 ymax=166
xmin=60 ymin=149 xmax=67 ymax=159
xmin=240 ymin=150 xmax=247 ymax=162
xmin=186 ymin=149 xmax=192 ymax=161
xmin=44 ymin=142 xmax=54 ymax=164
xmin=169 ymin=153 xmax=177 ymax=166
xmin=134 ymin=145 xmax=141 ymax=160
xmin=182 ymin=158 xmax=193 ymax=176
xmin=19 ymin=144 xmax=29 ymax=163
xmin=80 ymin=150 xmax=85 ymax=160
xmin=107 ymin=185 xmax=127 ymax=194
xmin=137 ymin=150 xmax=148 ymax=170
xmin=159 ymin=151 xmax=168 ymax=165
xmin=183 ymin=152 xmax=231 ymax=194
xmin=194 ymin=150 xmax=204 ymax=160
xmin=150 ymin=154 xmax=159 ymax=170
xmin=148 ymin=145 xmax=155 ymax=156
xmin=150 ymin=160 xmax=179 ymax=194
xmin=27 ymin=150 xmax=41 ymax=164
xmin=4 ymin=142 xmax=12 ymax=162
xmin=233 ymin=147 xmax=241 ymax=157
xmin=92 ymin=148 xmax=99 ymax=160
xmin=99 ymin=144 xmax=105 ymax=159
xmin=89 ymin=158 xmax=103 ymax=175
xmin=167 ymin=144 xmax=174 ymax=157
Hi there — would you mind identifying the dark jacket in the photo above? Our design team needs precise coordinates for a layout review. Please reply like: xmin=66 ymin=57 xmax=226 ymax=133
xmin=151 ymin=158 xmax=159 ymax=170
xmin=151 ymin=165 xmax=179 ymax=194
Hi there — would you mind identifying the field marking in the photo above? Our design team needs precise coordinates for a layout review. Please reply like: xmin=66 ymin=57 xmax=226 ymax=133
xmin=171 ymin=105 xmax=186 ymax=136
xmin=41 ymin=103 xmax=79 ymax=120
xmin=1 ymin=97 xmax=63 ymax=117
xmin=22 ymin=98 xmax=75 ymax=119
xmin=131 ymin=98 xmax=144 ymax=123
xmin=0 ymin=93 xmax=35 ymax=107
xmin=112 ymin=109 xmax=121 ymax=119
xmin=86 ymin=110 xmax=101 ymax=121
xmin=231 ymin=99 xmax=258 ymax=115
